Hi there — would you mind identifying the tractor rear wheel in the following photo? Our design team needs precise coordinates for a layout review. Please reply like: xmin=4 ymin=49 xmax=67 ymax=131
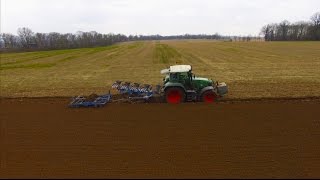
xmin=201 ymin=91 xmax=216 ymax=103
xmin=165 ymin=87 xmax=185 ymax=104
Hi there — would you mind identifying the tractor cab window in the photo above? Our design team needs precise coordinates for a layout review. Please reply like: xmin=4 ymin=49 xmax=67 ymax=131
xmin=178 ymin=72 xmax=188 ymax=80
xmin=170 ymin=73 xmax=178 ymax=80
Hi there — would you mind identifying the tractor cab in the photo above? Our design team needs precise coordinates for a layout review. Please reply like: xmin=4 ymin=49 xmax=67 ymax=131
xmin=162 ymin=65 xmax=193 ymax=87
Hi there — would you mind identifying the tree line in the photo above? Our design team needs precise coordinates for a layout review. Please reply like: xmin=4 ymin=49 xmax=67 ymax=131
xmin=0 ymin=29 xmax=261 ymax=51
xmin=261 ymin=12 xmax=320 ymax=41
xmin=0 ymin=29 xmax=128 ymax=50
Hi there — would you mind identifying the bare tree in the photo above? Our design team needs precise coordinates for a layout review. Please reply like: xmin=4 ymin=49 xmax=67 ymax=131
xmin=310 ymin=12 xmax=320 ymax=40
xmin=35 ymin=33 xmax=47 ymax=49
xmin=311 ymin=12 xmax=320 ymax=26
xmin=277 ymin=20 xmax=290 ymax=40
xmin=1 ymin=33 xmax=20 ymax=48
xmin=17 ymin=27 xmax=35 ymax=48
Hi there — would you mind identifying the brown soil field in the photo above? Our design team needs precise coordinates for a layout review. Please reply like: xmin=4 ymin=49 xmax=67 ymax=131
xmin=1 ymin=98 xmax=320 ymax=178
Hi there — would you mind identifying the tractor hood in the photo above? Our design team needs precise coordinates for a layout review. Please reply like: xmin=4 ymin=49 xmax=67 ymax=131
xmin=193 ymin=77 xmax=214 ymax=86
xmin=193 ymin=77 xmax=210 ymax=81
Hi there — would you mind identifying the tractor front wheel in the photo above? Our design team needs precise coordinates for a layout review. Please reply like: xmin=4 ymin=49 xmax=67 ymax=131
xmin=201 ymin=91 xmax=216 ymax=103
xmin=165 ymin=87 xmax=185 ymax=104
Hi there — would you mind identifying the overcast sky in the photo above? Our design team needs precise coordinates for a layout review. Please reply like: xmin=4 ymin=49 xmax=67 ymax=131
xmin=1 ymin=0 xmax=319 ymax=36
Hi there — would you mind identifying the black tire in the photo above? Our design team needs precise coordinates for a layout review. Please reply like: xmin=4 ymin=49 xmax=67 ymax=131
xmin=201 ymin=90 xmax=216 ymax=103
xmin=165 ymin=87 xmax=185 ymax=104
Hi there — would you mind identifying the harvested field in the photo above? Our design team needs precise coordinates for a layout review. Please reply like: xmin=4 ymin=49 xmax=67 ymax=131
xmin=1 ymin=98 xmax=320 ymax=178
xmin=1 ymin=41 xmax=320 ymax=99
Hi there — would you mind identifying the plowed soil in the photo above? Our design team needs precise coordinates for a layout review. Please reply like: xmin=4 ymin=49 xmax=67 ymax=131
xmin=1 ymin=98 xmax=320 ymax=178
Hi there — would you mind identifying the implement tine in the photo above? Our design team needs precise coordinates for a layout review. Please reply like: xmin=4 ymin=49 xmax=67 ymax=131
xmin=124 ymin=82 xmax=131 ymax=88
xmin=120 ymin=82 xmax=131 ymax=92
xmin=134 ymin=83 xmax=140 ymax=91
xmin=112 ymin=80 xmax=122 ymax=89
xmin=145 ymin=84 xmax=152 ymax=92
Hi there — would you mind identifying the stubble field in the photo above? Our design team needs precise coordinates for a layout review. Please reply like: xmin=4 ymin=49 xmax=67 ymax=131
xmin=1 ymin=40 xmax=320 ymax=99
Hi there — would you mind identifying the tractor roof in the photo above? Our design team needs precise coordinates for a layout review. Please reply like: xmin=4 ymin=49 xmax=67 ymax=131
xmin=160 ymin=65 xmax=192 ymax=74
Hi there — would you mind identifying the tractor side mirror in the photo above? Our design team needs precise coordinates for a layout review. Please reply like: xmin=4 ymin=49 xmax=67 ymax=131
xmin=193 ymin=74 xmax=195 ymax=79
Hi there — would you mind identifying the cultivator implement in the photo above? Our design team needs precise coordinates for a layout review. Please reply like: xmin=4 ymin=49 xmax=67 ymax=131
xmin=69 ymin=82 xmax=160 ymax=108
xmin=69 ymin=91 xmax=112 ymax=108
xmin=112 ymin=81 xmax=161 ymax=101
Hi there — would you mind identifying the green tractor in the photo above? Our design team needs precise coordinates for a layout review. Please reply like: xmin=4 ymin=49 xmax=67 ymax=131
xmin=160 ymin=65 xmax=228 ymax=103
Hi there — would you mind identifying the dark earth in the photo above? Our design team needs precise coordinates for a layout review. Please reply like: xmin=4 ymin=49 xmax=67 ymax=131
xmin=1 ymin=97 xmax=320 ymax=178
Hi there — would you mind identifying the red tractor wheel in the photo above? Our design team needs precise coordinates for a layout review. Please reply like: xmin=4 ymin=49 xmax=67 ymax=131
xmin=201 ymin=91 xmax=216 ymax=103
xmin=165 ymin=88 xmax=185 ymax=104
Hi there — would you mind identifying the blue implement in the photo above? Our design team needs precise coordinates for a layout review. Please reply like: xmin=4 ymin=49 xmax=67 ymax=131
xmin=69 ymin=92 xmax=112 ymax=108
